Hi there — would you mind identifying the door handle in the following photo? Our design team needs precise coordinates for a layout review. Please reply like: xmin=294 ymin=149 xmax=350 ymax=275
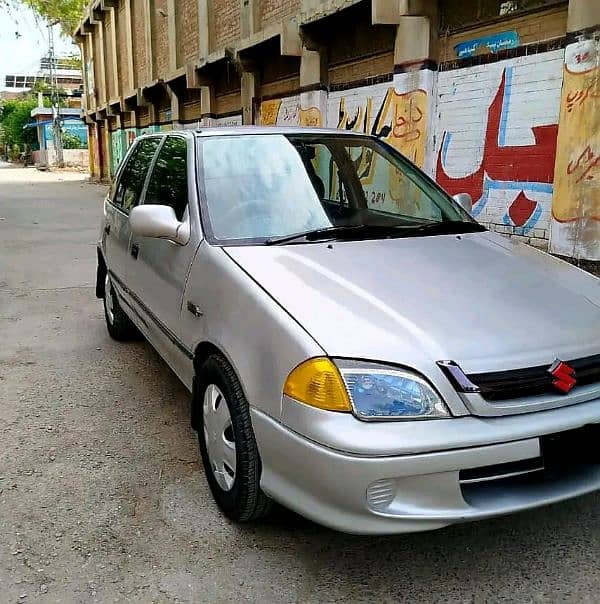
xmin=131 ymin=243 xmax=139 ymax=259
xmin=104 ymin=223 xmax=110 ymax=235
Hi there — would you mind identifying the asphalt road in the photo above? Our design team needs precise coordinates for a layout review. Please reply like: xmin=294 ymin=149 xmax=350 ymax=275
xmin=0 ymin=167 xmax=599 ymax=603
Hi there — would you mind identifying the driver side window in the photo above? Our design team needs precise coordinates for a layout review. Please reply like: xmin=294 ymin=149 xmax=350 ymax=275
xmin=143 ymin=136 xmax=188 ymax=221
xmin=113 ymin=138 xmax=161 ymax=214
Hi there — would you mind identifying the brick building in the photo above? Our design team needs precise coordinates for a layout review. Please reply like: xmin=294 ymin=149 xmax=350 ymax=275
xmin=75 ymin=0 xmax=599 ymax=263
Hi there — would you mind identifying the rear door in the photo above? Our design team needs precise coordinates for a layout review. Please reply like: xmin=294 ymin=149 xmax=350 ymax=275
xmin=127 ymin=134 xmax=201 ymax=383
xmin=104 ymin=137 xmax=161 ymax=299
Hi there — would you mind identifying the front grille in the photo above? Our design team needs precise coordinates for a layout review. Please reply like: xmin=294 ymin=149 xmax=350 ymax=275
xmin=467 ymin=354 xmax=600 ymax=401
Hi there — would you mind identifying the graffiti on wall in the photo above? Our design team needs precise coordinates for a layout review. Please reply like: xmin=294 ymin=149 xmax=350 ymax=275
xmin=258 ymin=92 xmax=324 ymax=127
xmin=259 ymin=96 xmax=300 ymax=126
xmin=550 ymin=36 xmax=600 ymax=260
xmin=435 ymin=52 xmax=563 ymax=235
xmin=328 ymin=82 xmax=429 ymax=169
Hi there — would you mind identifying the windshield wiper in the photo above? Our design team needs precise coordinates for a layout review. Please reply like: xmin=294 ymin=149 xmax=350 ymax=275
xmin=265 ymin=221 xmax=485 ymax=245
xmin=265 ymin=224 xmax=402 ymax=245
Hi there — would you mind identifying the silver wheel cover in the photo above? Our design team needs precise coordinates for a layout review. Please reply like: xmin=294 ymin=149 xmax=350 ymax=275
xmin=203 ymin=384 xmax=236 ymax=491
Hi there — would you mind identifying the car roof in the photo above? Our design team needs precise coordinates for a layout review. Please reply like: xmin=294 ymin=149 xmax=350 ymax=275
xmin=137 ymin=126 xmax=370 ymax=139
xmin=192 ymin=126 xmax=368 ymax=137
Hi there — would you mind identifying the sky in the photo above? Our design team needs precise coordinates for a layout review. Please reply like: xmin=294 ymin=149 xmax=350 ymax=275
xmin=0 ymin=3 xmax=77 ymax=90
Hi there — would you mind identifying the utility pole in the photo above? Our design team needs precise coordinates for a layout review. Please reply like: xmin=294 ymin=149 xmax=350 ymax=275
xmin=48 ymin=22 xmax=64 ymax=168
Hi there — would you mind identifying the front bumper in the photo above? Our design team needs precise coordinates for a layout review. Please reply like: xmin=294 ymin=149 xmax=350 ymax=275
xmin=251 ymin=403 xmax=600 ymax=535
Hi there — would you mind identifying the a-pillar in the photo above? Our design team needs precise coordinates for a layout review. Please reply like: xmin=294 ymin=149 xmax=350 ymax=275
xmin=549 ymin=0 xmax=600 ymax=262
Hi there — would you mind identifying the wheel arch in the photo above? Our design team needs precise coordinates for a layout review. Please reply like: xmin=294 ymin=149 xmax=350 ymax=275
xmin=191 ymin=340 xmax=230 ymax=431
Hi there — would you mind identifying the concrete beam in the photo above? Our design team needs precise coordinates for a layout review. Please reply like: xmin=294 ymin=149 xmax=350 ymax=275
xmin=567 ymin=0 xmax=600 ymax=32
xmin=394 ymin=15 xmax=433 ymax=64
xmin=372 ymin=0 xmax=409 ymax=24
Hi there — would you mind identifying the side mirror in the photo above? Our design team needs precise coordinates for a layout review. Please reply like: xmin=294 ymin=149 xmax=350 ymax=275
xmin=453 ymin=193 xmax=473 ymax=214
xmin=130 ymin=205 xmax=190 ymax=245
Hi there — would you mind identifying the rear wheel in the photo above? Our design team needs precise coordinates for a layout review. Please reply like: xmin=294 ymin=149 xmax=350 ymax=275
xmin=196 ymin=354 xmax=272 ymax=522
xmin=103 ymin=274 xmax=137 ymax=341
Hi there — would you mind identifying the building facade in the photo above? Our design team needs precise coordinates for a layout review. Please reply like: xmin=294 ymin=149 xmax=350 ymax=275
xmin=75 ymin=0 xmax=599 ymax=262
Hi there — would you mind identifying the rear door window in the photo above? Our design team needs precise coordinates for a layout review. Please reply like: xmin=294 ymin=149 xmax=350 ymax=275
xmin=113 ymin=138 xmax=161 ymax=213
xmin=143 ymin=136 xmax=189 ymax=221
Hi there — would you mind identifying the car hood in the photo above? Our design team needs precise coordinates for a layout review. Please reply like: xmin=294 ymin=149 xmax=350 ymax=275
xmin=225 ymin=232 xmax=600 ymax=374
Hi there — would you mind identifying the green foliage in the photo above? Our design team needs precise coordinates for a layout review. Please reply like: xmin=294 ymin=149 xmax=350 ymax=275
xmin=0 ymin=98 xmax=38 ymax=148
xmin=61 ymin=129 xmax=84 ymax=149
xmin=60 ymin=53 xmax=82 ymax=70
xmin=20 ymin=0 xmax=86 ymax=36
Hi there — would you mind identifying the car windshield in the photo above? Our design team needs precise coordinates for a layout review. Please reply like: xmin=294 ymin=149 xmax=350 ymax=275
xmin=197 ymin=133 xmax=476 ymax=245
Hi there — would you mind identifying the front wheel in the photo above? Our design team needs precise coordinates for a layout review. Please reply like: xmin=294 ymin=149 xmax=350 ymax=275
xmin=196 ymin=354 xmax=272 ymax=522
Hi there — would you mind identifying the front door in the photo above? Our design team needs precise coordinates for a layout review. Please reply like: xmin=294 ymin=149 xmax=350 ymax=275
xmin=104 ymin=136 xmax=162 ymax=306
xmin=127 ymin=134 xmax=201 ymax=385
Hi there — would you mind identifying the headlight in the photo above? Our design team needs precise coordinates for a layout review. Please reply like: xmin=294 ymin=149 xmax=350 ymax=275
xmin=283 ymin=358 xmax=449 ymax=420
xmin=338 ymin=361 xmax=450 ymax=420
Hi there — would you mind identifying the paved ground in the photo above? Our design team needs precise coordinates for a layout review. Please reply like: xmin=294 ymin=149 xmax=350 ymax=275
xmin=0 ymin=166 xmax=599 ymax=603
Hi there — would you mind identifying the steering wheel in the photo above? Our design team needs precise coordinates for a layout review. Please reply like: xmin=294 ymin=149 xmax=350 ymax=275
xmin=219 ymin=200 xmax=274 ymax=235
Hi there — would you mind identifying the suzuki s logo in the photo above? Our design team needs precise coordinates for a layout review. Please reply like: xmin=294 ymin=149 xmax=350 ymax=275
xmin=548 ymin=359 xmax=576 ymax=394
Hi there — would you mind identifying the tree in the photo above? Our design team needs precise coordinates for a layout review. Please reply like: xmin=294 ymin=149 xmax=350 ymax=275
xmin=0 ymin=97 xmax=39 ymax=149
xmin=1 ymin=0 xmax=86 ymax=37
xmin=62 ymin=129 xmax=84 ymax=149
xmin=23 ymin=0 xmax=86 ymax=35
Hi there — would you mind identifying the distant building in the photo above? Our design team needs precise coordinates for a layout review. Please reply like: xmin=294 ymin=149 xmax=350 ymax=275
xmin=3 ymin=55 xmax=84 ymax=99
xmin=27 ymin=107 xmax=89 ymax=169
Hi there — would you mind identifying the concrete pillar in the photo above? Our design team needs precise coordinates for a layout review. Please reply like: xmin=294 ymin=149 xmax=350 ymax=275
xmin=90 ymin=14 xmax=107 ymax=107
xmin=167 ymin=0 xmax=178 ymax=73
xmin=167 ymin=84 xmax=181 ymax=126
xmin=299 ymin=46 xmax=327 ymax=127
xmin=240 ymin=0 xmax=260 ymax=38
xmin=394 ymin=16 xmax=432 ymax=64
xmin=200 ymin=85 xmax=215 ymax=120
xmin=107 ymin=7 xmax=120 ymax=101
xmin=124 ymin=0 xmax=135 ymax=92
xmin=567 ymin=0 xmax=600 ymax=31
xmin=143 ymin=0 xmax=154 ymax=82
xmin=198 ymin=0 xmax=210 ymax=60
xmin=241 ymin=70 xmax=258 ymax=125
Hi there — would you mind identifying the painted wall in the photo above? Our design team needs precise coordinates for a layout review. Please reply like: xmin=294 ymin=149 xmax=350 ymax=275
xmin=434 ymin=51 xmax=563 ymax=245
xmin=550 ymin=34 xmax=600 ymax=261
xmin=326 ymin=70 xmax=434 ymax=171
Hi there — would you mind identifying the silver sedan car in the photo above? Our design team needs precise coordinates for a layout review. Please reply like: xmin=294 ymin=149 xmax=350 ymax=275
xmin=97 ymin=127 xmax=600 ymax=534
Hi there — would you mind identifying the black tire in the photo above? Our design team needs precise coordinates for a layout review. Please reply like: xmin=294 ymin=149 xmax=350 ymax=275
xmin=196 ymin=353 xmax=272 ymax=522
xmin=103 ymin=274 xmax=138 ymax=341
